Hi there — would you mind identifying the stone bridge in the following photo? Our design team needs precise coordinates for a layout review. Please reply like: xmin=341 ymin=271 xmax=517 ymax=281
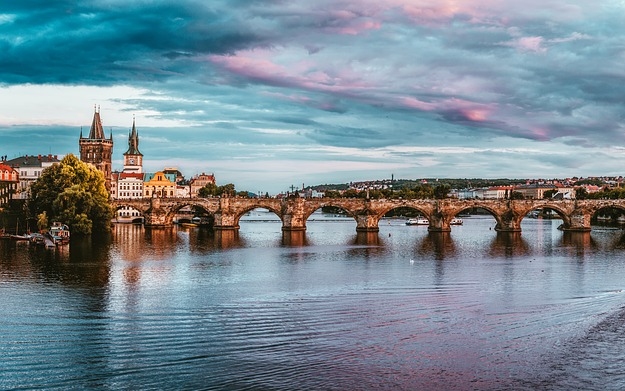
xmin=112 ymin=197 xmax=625 ymax=233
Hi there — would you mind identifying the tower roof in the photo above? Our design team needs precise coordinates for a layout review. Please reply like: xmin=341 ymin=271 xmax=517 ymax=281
xmin=124 ymin=116 xmax=143 ymax=156
xmin=88 ymin=105 xmax=106 ymax=139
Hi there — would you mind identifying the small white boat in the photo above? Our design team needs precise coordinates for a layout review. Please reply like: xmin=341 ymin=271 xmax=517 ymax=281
xmin=450 ymin=218 xmax=463 ymax=225
xmin=406 ymin=218 xmax=429 ymax=225
xmin=49 ymin=222 xmax=70 ymax=245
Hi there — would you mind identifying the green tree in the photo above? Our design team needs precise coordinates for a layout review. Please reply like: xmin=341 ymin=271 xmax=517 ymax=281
xmin=543 ymin=189 xmax=557 ymax=199
xmin=29 ymin=154 xmax=112 ymax=235
xmin=219 ymin=183 xmax=236 ymax=197
xmin=434 ymin=184 xmax=451 ymax=199
xmin=575 ymin=187 xmax=588 ymax=200
xmin=198 ymin=183 xmax=219 ymax=198
xmin=510 ymin=191 xmax=525 ymax=200
xmin=37 ymin=211 xmax=48 ymax=232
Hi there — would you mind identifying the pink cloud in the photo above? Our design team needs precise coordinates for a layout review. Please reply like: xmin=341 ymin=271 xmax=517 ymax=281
xmin=512 ymin=36 xmax=547 ymax=53
xmin=461 ymin=108 xmax=489 ymax=122
xmin=209 ymin=49 xmax=371 ymax=95
xmin=401 ymin=97 xmax=436 ymax=111
xmin=330 ymin=19 xmax=381 ymax=35
xmin=399 ymin=96 xmax=495 ymax=122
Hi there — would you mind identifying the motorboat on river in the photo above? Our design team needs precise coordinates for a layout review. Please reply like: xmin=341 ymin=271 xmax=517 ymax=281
xmin=406 ymin=218 xmax=429 ymax=226
xmin=48 ymin=222 xmax=70 ymax=245
xmin=450 ymin=218 xmax=463 ymax=225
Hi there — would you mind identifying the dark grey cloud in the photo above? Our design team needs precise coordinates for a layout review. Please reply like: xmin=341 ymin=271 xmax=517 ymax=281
xmin=0 ymin=1 xmax=261 ymax=84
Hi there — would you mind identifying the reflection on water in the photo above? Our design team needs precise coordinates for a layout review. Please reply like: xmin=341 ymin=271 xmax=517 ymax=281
xmin=488 ymin=232 xmax=530 ymax=258
xmin=418 ymin=232 xmax=456 ymax=260
xmin=354 ymin=231 xmax=380 ymax=246
xmin=282 ymin=230 xmax=308 ymax=246
xmin=3 ymin=217 xmax=625 ymax=390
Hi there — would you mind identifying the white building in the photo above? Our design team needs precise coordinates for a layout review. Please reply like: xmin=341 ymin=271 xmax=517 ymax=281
xmin=5 ymin=154 xmax=60 ymax=199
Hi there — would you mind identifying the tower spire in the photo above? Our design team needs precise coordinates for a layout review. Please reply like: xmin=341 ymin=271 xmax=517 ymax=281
xmin=88 ymin=106 xmax=105 ymax=139
xmin=124 ymin=116 xmax=142 ymax=156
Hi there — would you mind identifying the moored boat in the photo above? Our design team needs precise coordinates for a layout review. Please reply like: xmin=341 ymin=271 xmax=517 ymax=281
xmin=29 ymin=233 xmax=46 ymax=245
xmin=406 ymin=218 xmax=429 ymax=225
xmin=450 ymin=218 xmax=463 ymax=225
xmin=10 ymin=234 xmax=30 ymax=241
xmin=49 ymin=222 xmax=70 ymax=244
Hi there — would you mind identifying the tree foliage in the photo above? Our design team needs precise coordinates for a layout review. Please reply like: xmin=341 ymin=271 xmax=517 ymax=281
xmin=510 ymin=191 xmax=525 ymax=200
xmin=575 ymin=187 xmax=588 ymax=200
xmin=29 ymin=154 xmax=112 ymax=235
xmin=587 ymin=187 xmax=625 ymax=199
xmin=198 ymin=182 xmax=238 ymax=198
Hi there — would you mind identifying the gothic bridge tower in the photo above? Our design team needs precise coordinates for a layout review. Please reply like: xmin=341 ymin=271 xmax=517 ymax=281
xmin=79 ymin=106 xmax=114 ymax=191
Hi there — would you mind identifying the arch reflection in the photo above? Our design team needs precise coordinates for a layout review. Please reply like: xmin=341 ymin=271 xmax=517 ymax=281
xmin=214 ymin=230 xmax=242 ymax=249
xmin=559 ymin=231 xmax=595 ymax=258
xmin=418 ymin=232 xmax=456 ymax=260
xmin=488 ymin=232 xmax=530 ymax=258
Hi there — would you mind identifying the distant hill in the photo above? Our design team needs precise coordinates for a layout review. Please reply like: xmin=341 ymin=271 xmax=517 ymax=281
xmin=307 ymin=178 xmax=528 ymax=191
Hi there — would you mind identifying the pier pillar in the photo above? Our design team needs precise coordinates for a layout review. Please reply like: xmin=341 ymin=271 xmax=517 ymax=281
xmin=427 ymin=211 xmax=451 ymax=232
xmin=355 ymin=213 xmax=379 ymax=232
xmin=213 ymin=197 xmax=239 ymax=230
xmin=143 ymin=197 xmax=173 ymax=227
xmin=494 ymin=210 xmax=522 ymax=232
xmin=560 ymin=210 xmax=591 ymax=232
xmin=282 ymin=198 xmax=307 ymax=231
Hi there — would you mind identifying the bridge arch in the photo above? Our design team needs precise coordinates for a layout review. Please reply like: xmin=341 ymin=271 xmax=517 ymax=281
xmin=162 ymin=201 xmax=218 ymax=226
xmin=231 ymin=204 xmax=284 ymax=228
xmin=444 ymin=202 xmax=506 ymax=231
xmin=112 ymin=201 xmax=150 ymax=215
xmin=301 ymin=201 xmax=360 ymax=226
xmin=516 ymin=201 xmax=572 ymax=229
xmin=587 ymin=202 xmax=625 ymax=224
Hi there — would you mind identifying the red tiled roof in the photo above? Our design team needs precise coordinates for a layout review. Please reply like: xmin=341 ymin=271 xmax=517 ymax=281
xmin=0 ymin=163 xmax=17 ymax=172
xmin=119 ymin=172 xmax=144 ymax=179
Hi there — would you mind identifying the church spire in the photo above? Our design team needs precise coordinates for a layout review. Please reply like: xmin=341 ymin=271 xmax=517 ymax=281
xmin=124 ymin=115 xmax=142 ymax=156
xmin=88 ymin=105 xmax=105 ymax=139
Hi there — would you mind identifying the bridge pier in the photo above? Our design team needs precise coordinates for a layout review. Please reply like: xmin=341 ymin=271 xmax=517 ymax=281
xmin=144 ymin=197 xmax=173 ymax=227
xmin=559 ymin=210 xmax=591 ymax=232
xmin=427 ymin=212 xmax=451 ymax=233
xmin=494 ymin=211 xmax=522 ymax=232
xmin=356 ymin=214 xmax=379 ymax=232
xmin=213 ymin=197 xmax=240 ymax=230
xmin=282 ymin=197 xmax=307 ymax=231
xmin=213 ymin=211 xmax=239 ymax=230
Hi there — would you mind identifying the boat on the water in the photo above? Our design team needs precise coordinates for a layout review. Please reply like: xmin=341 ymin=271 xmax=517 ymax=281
xmin=29 ymin=233 xmax=46 ymax=245
xmin=406 ymin=218 xmax=429 ymax=226
xmin=10 ymin=234 xmax=30 ymax=241
xmin=48 ymin=222 xmax=70 ymax=245
xmin=450 ymin=218 xmax=463 ymax=225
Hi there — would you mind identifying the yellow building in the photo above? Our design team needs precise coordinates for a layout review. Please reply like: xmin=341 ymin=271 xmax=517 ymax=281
xmin=144 ymin=171 xmax=176 ymax=198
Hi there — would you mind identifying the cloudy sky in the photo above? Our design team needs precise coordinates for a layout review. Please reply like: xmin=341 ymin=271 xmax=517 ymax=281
xmin=1 ymin=1 xmax=625 ymax=193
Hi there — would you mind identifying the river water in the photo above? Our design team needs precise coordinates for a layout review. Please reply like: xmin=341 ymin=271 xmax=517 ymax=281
xmin=2 ymin=211 xmax=625 ymax=390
